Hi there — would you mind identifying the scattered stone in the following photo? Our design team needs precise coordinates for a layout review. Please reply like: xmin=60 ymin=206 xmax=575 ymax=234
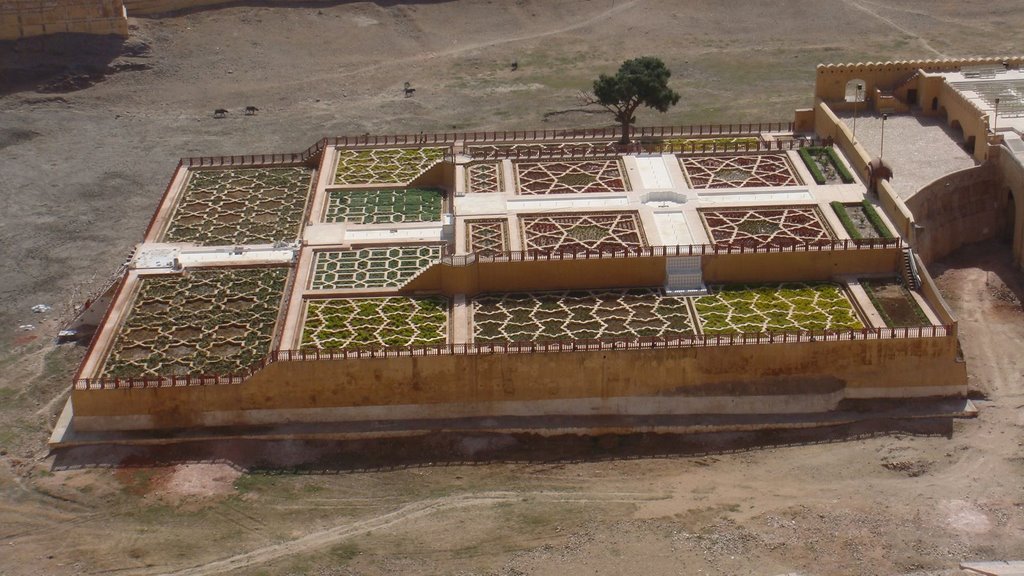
xmin=31 ymin=304 xmax=51 ymax=313
xmin=18 ymin=324 xmax=36 ymax=331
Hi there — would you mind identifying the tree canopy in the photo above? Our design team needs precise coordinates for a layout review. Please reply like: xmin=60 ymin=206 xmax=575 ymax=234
xmin=590 ymin=57 xmax=680 ymax=144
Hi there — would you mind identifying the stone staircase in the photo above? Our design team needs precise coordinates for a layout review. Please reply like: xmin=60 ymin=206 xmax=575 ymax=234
xmin=901 ymin=248 xmax=921 ymax=290
xmin=664 ymin=255 xmax=707 ymax=296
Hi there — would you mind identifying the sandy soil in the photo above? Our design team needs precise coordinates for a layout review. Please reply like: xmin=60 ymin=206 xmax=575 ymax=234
xmin=1 ymin=1 xmax=1024 ymax=575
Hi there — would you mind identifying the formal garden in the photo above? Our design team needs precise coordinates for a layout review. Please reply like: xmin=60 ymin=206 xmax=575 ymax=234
xmin=310 ymin=245 xmax=441 ymax=289
xmin=324 ymin=187 xmax=444 ymax=224
xmin=162 ymin=167 xmax=312 ymax=246
xmin=693 ymin=282 xmax=864 ymax=334
xmin=472 ymin=289 xmax=694 ymax=343
xmin=519 ymin=212 xmax=647 ymax=253
xmin=101 ymin=267 xmax=289 ymax=378
xmin=700 ymin=206 xmax=835 ymax=249
xmin=515 ymin=159 xmax=628 ymax=194
xmin=680 ymin=153 xmax=801 ymax=188
xmin=334 ymin=147 xmax=446 ymax=185
xmin=466 ymin=219 xmax=510 ymax=255
xmin=301 ymin=296 xmax=448 ymax=349
xmin=467 ymin=162 xmax=503 ymax=193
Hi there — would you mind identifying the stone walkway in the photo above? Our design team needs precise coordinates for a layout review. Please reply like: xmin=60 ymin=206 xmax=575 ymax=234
xmin=836 ymin=111 xmax=976 ymax=199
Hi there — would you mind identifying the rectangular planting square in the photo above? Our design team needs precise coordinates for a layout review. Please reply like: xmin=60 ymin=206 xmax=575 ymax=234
xmin=465 ymin=219 xmax=510 ymax=255
xmin=680 ymin=153 xmax=801 ymax=188
xmin=324 ymin=188 xmax=444 ymax=224
xmin=515 ymin=159 xmax=628 ymax=194
xmin=700 ymin=206 xmax=834 ymax=249
xmin=301 ymin=297 xmax=449 ymax=349
xmin=310 ymin=245 xmax=441 ymax=289
xmin=472 ymin=289 xmax=693 ymax=343
xmin=694 ymin=283 xmax=864 ymax=334
xmin=162 ymin=167 xmax=313 ymax=246
xmin=519 ymin=212 xmax=647 ymax=253
xmin=467 ymin=162 xmax=502 ymax=193
xmin=334 ymin=147 xmax=445 ymax=185
xmin=100 ymin=267 xmax=289 ymax=379
xmin=860 ymin=278 xmax=930 ymax=327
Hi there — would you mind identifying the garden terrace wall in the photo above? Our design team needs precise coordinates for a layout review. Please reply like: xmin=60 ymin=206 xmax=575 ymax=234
xmin=401 ymin=244 xmax=904 ymax=296
xmin=70 ymin=331 xmax=965 ymax=431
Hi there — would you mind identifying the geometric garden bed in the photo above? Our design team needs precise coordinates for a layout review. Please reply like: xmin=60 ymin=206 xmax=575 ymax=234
xmin=100 ymin=267 xmax=289 ymax=379
xmin=301 ymin=297 xmax=448 ymax=349
xmin=700 ymin=206 xmax=834 ymax=249
xmin=694 ymin=282 xmax=864 ymax=334
xmin=163 ymin=167 xmax=313 ymax=246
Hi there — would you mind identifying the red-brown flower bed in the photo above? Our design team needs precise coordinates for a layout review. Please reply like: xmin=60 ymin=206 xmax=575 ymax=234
xmin=700 ymin=206 xmax=834 ymax=249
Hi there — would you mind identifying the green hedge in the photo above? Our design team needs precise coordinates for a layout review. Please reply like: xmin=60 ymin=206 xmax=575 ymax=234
xmin=861 ymin=200 xmax=895 ymax=239
xmin=826 ymin=147 xmax=856 ymax=183
xmin=799 ymin=148 xmax=827 ymax=184
xmin=799 ymin=147 xmax=855 ymax=184
xmin=830 ymin=201 xmax=861 ymax=239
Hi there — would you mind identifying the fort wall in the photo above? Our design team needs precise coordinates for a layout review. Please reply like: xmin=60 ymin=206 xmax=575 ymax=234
xmin=0 ymin=0 xmax=127 ymax=40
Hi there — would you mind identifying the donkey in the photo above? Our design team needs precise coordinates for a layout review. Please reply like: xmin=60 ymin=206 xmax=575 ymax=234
xmin=244 ymin=106 xmax=259 ymax=115
xmin=213 ymin=108 xmax=228 ymax=118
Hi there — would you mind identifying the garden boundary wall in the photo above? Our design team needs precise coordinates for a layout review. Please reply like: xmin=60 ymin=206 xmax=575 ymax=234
xmin=0 ymin=0 xmax=127 ymax=39
xmin=70 ymin=332 xmax=965 ymax=431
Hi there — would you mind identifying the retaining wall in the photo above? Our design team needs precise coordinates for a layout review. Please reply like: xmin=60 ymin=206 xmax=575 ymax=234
xmin=70 ymin=334 xmax=966 ymax=431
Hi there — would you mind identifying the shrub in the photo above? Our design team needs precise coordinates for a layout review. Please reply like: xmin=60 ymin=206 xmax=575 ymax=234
xmin=799 ymin=148 xmax=827 ymax=184
xmin=830 ymin=201 xmax=861 ymax=239
xmin=826 ymin=147 xmax=855 ymax=183
xmin=861 ymin=200 xmax=895 ymax=239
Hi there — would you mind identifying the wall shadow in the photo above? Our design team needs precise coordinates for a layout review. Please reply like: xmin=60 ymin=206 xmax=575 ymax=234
xmin=51 ymin=417 xmax=953 ymax=473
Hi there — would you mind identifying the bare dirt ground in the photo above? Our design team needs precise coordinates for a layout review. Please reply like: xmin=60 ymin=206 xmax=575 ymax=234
xmin=1 ymin=1 xmax=1023 ymax=574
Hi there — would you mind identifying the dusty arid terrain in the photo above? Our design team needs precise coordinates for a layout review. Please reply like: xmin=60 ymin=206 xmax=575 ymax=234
xmin=1 ymin=1 xmax=1023 ymax=574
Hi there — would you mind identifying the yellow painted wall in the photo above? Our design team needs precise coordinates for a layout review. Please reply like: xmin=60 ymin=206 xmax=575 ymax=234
xmin=1 ymin=0 xmax=127 ymax=40
xmin=71 ymin=334 xmax=965 ymax=429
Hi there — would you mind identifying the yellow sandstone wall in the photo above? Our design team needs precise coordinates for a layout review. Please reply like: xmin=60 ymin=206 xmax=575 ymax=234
xmin=1 ymin=0 xmax=128 ymax=40
xmin=70 ymin=334 xmax=966 ymax=430
xmin=814 ymin=58 xmax=1024 ymax=104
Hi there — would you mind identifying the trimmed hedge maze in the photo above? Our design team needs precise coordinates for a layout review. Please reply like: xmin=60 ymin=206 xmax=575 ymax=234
xmin=473 ymin=289 xmax=693 ymax=343
xmin=301 ymin=297 xmax=448 ymax=349
xmin=694 ymin=283 xmax=864 ymax=334
xmin=334 ymin=147 xmax=446 ymax=185
xmin=324 ymin=188 xmax=444 ymax=224
xmin=311 ymin=246 xmax=441 ymax=289
xmin=519 ymin=212 xmax=647 ymax=253
xmin=700 ymin=207 xmax=834 ymax=249
xmin=681 ymin=154 xmax=801 ymax=188
xmin=163 ymin=167 xmax=312 ymax=246
xmin=101 ymin=267 xmax=289 ymax=379
xmin=515 ymin=160 xmax=628 ymax=194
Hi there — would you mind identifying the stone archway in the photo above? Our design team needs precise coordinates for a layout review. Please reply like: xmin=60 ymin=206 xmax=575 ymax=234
xmin=845 ymin=79 xmax=867 ymax=103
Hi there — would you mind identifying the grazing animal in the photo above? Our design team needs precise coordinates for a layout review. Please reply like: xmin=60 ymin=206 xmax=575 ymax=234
xmin=213 ymin=108 xmax=228 ymax=118
xmin=244 ymin=106 xmax=259 ymax=115
xmin=403 ymin=81 xmax=415 ymax=98
xmin=511 ymin=60 xmax=518 ymax=71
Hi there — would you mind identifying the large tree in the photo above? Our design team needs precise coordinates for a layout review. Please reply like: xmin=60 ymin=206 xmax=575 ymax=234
xmin=587 ymin=57 xmax=681 ymax=144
